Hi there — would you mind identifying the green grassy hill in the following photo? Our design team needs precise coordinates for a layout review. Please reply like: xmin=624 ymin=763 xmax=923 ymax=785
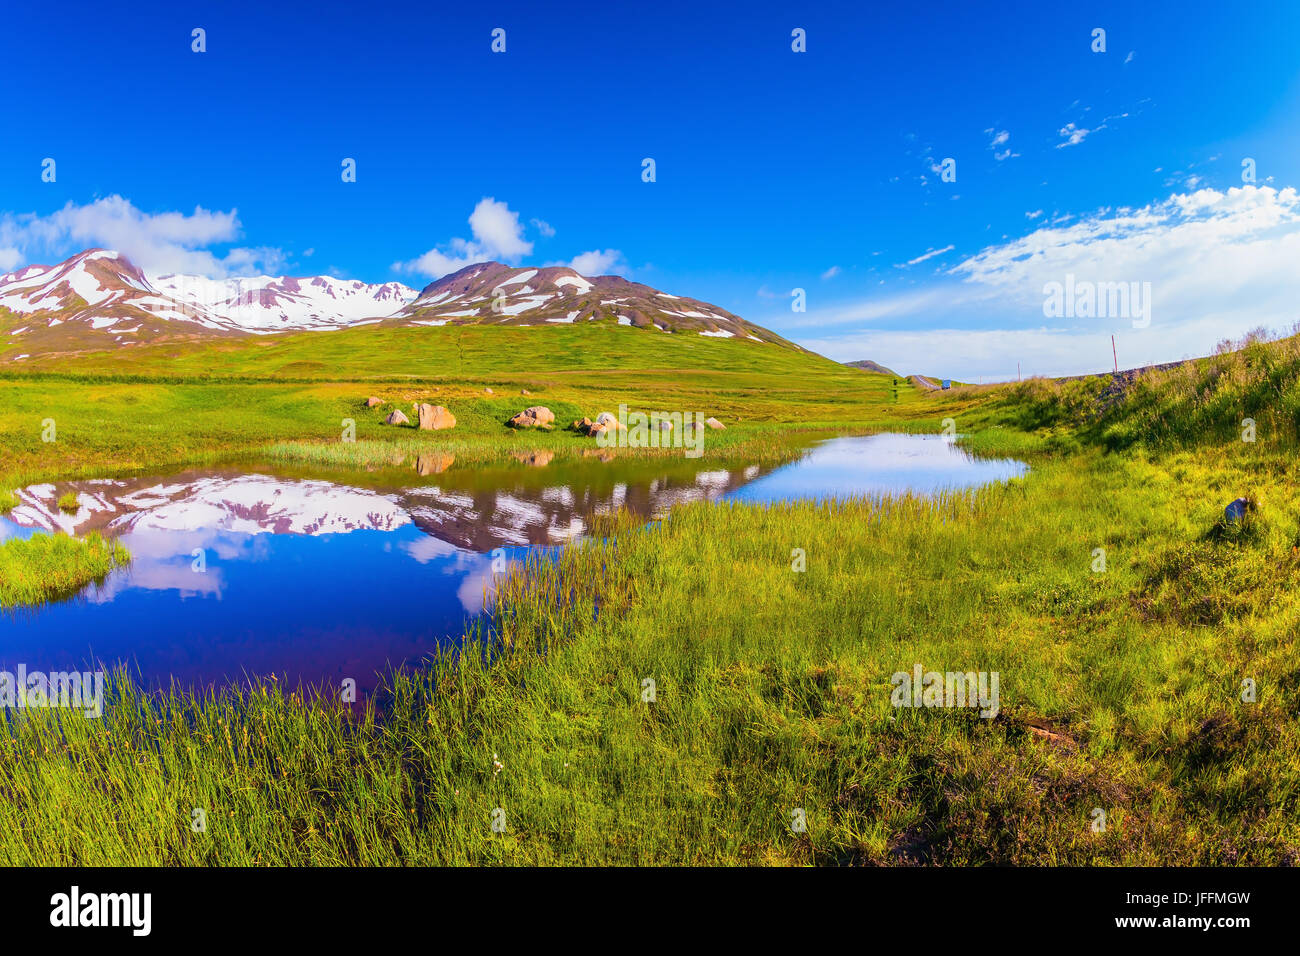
xmin=0 ymin=324 xmax=944 ymax=487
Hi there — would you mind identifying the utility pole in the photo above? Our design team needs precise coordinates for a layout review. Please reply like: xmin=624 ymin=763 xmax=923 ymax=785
xmin=1112 ymin=335 xmax=1118 ymax=374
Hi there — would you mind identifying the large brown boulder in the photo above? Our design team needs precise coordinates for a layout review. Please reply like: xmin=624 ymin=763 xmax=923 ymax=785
xmin=416 ymin=404 xmax=456 ymax=430
xmin=365 ymin=397 xmax=384 ymax=408
xmin=705 ymin=417 xmax=726 ymax=430
xmin=508 ymin=406 xmax=555 ymax=429
xmin=385 ymin=409 xmax=410 ymax=426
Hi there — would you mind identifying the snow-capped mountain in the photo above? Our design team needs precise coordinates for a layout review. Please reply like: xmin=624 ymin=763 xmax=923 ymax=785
xmin=0 ymin=249 xmax=417 ymax=351
xmin=0 ymin=249 xmax=225 ymax=342
xmin=149 ymin=272 xmax=417 ymax=332
xmin=0 ymin=249 xmax=794 ymax=359
xmin=392 ymin=261 xmax=781 ymax=342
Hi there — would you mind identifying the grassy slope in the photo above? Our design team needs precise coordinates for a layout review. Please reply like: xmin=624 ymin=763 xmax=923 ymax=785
xmin=0 ymin=325 xmax=946 ymax=486
xmin=2 ymin=327 xmax=1296 ymax=864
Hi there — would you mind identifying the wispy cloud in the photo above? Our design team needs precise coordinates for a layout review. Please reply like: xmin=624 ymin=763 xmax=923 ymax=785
xmin=1056 ymin=109 xmax=1131 ymax=149
xmin=897 ymin=244 xmax=955 ymax=268
xmin=984 ymin=128 xmax=1019 ymax=161
xmin=786 ymin=185 xmax=1300 ymax=379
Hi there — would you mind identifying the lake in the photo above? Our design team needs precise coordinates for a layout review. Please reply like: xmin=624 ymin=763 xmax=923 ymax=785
xmin=0 ymin=433 xmax=1026 ymax=695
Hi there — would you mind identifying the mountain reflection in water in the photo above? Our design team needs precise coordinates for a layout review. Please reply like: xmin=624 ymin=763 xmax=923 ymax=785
xmin=0 ymin=434 xmax=1026 ymax=695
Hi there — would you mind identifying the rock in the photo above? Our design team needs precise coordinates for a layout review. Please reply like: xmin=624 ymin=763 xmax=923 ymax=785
xmin=484 ymin=387 xmax=494 ymax=395
xmin=587 ymin=422 xmax=608 ymax=437
xmin=365 ymin=397 xmax=384 ymax=408
xmin=520 ymin=389 xmax=531 ymax=396
xmin=416 ymin=403 xmax=456 ymax=430
xmin=385 ymin=409 xmax=410 ymax=426
xmin=657 ymin=420 xmax=673 ymax=431
xmin=512 ymin=450 xmax=554 ymax=467
xmin=1224 ymin=497 xmax=1256 ymax=522
xmin=688 ymin=420 xmax=705 ymax=431
xmin=705 ymin=417 xmax=726 ymax=430
xmin=507 ymin=406 xmax=555 ymax=428
xmin=415 ymin=452 xmax=454 ymax=475
xmin=572 ymin=417 xmax=593 ymax=432
xmin=594 ymin=411 xmax=625 ymax=431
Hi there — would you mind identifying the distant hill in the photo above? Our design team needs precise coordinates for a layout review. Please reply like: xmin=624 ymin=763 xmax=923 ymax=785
xmin=391 ymin=261 xmax=792 ymax=344
xmin=845 ymin=359 xmax=898 ymax=376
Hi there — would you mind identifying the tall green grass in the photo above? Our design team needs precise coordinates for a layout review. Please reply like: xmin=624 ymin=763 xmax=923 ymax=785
xmin=982 ymin=328 xmax=1300 ymax=452
xmin=1 ymin=444 xmax=1295 ymax=864
xmin=0 ymin=532 xmax=130 ymax=608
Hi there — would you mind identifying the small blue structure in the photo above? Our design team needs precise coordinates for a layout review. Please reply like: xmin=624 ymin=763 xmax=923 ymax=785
xmin=1224 ymin=497 xmax=1254 ymax=522
xmin=941 ymin=379 xmax=952 ymax=390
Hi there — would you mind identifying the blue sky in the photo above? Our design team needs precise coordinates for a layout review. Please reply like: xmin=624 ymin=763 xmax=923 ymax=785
xmin=3 ymin=0 xmax=1300 ymax=379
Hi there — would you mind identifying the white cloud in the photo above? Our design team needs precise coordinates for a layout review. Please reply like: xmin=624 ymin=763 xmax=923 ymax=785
xmin=560 ymin=249 xmax=626 ymax=276
xmin=1056 ymin=110 xmax=1130 ymax=149
xmin=1056 ymin=122 xmax=1091 ymax=148
xmin=468 ymin=198 xmax=531 ymax=259
xmin=530 ymin=218 xmax=556 ymax=237
xmin=790 ymin=185 xmax=1300 ymax=379
xmin=949 ymin=185 xmax=1300 ymax=304
xmin=985 ymin=128 xmax=1018 ymax=161
xmin=0 ymin=196 xmax=285 ymax=277
xmin=821 ymin=265 xmax=841 ymax=280
xmin=897 ymin=244 xmax=955 ymax=268
xmin=394 ymin=197 xmax=534 ymax=278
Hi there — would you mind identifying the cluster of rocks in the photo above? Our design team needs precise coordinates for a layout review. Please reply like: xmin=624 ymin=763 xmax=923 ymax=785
xmin=571 ymin=411 xmax=623 ymax=437
xmin=366 ymin=397 xmax=456 ymax=430
xmin=569 ymin=413 xmax=727 ymax=437
xmin=366 ymin=395 xmax=727 ymax=439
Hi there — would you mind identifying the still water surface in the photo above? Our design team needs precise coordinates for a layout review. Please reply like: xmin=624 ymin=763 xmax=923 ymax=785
xmin=0 ymin=434 xmax=1026 ymax=693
